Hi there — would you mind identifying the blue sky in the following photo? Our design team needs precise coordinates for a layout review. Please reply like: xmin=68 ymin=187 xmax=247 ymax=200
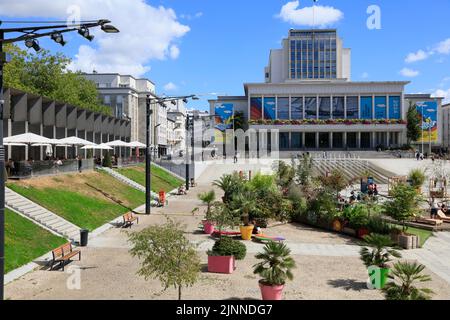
xmin=1 ymin=0 xmax=450 ymax=110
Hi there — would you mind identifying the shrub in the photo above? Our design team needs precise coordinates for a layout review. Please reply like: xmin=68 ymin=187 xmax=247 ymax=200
xmin=408 ymin=169 xmax=426 ymax=189
xmin=102 ymin=152 xmax=112 ymax=168
xmin=343 ymin=204 xmax=369 ymax=229
xmin=360 ymin=234 xmax=401 ymax=268
xmin=366 ymin=216 xmax=393 ymax=235
xmin=208 ymin=237 xmax=247 ymax=260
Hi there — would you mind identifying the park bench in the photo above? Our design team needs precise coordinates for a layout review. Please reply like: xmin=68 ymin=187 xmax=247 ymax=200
xmin=123 ymin=212 xmax=139 ymax=228
xmin=51 ymin=243 xmax=81 ymax=271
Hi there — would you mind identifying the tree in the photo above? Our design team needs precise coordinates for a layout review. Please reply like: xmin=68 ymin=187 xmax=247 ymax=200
xmin=232 ymin=111 xmax=248 ymax=131
xmin=383 ymin=261 xmax=433 ymax=300
xmin=318 ymin=169 xmax=349 ymax=199
xmin=3 ymin=44 xmax=111 ymax=115
xmin=197 ymin=190 xmax=216 ymax=220
xmin=128 ymin=218 xmax=201 ymax=300
xmin=383 ymin=183 xmax=422 ymax=232
xmin=102 ymin=153 xmax=112 ymax=168
xmin=406 ymin=101 xmax=421 ymax=145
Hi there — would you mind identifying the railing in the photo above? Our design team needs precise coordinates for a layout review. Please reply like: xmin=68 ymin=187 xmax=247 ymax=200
xmin=117 ymin=156 xmax=145 ymax=167
xmin=6 ymin=159 xmax=95 ymax=179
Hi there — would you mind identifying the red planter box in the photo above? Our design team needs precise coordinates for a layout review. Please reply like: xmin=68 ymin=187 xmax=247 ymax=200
xmin=208 ymin=255 xmax=235 ymax=274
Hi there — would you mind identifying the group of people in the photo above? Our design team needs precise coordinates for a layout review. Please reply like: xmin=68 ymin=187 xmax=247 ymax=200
xmin=429 ymin=198 xmax=449 ymax=219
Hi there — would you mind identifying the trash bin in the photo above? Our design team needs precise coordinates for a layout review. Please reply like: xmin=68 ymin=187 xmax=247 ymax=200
xmin=80 ymin=229 xmax=89 ymax=247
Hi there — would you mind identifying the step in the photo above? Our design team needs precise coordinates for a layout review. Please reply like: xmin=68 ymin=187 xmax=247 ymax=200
xmin=6 ymin=197 xmax=27 ymax=204
xmin=48 ymin=220 xmax=68 ymax=230
xmin=15 ymin=204 xmax=37 ymax=211
xmin=25 ymin=209 xmax=48 ymax=218
xmin=23 ymin=207 xmax=47 ymax=215
xmin=34 ymin=213 xmax=55 ymax=222
xmin=58 ymin=224 xmax=78 ymax=233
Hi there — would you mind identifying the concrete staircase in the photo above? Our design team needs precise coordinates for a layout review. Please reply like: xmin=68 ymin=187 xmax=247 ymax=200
xmin=5 ymin=187 xmax=81 ymax=243
xmin=312 ymin=159 xmax=393 ymax=184
xmin=99 ymin=167 xmax=159 ymax=203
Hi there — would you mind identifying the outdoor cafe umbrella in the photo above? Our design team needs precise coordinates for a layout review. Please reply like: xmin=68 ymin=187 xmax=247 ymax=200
xmin=127 ymin=141 xmax=146 ymax=157
xmin=3 ymin=132 xmax=54 ymax=145
xmin=81 ymin=144 xmax=113 ymax=150
xmin=105 ymin=140 xmax=130 ymax=158
xmin=57 ymin=136 xmax=96 ymax=158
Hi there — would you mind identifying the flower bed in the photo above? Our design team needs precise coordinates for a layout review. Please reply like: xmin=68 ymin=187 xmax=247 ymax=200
xmin=249 ymin=119 xmax=406 ymax=126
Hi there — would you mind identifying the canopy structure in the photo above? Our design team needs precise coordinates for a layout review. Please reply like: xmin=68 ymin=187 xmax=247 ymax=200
xmin=3 ymin=133 xmax=54 ymax=145
xmin=81 ymin=144 xmax=113 ymax=150
xmin=128 ymin=141 xmax=146 ymax=148
xmin=57 ymin=136 xmax=96 ymax=146
xmin=105 ymin=140 xmax=130 ymax=147
xmin=3 ymin=142 xmax=27 ymax=147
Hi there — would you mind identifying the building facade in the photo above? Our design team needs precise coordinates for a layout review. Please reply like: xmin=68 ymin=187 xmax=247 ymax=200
xmin=441 ymin=103 xmax=450 ymax=150
xmin=167 ymin=100 xmax=187 ymax=156
xmin=210 ymin=29 xmax=444 ymax=153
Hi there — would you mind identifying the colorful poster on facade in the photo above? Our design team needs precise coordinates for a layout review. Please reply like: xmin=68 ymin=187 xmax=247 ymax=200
xmin=389 ymin=96 xmax=401 ymax=119
xmin=214 ymin=103 xmax=234 ymax=144
xmin=416 ymin=101 xmax=438 ymax=143
xmin=250 ymin=97 xmax=262 ymax=120
xmin=263 ymin=97 xmax=276 ymax=120
xmin=374 ymin=96 xmax=387 ymax=119
xmin=360 ymin=96 xmax=373 ymax=119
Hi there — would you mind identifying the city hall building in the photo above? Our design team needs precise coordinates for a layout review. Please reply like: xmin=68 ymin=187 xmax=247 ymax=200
xmin=210 ymin=29 xmax=443 ymax=152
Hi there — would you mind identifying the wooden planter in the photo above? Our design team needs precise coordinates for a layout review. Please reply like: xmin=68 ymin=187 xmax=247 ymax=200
xmin=342 ymin=227 xmax=357 ymax=237
xmin=398 ymin=234 xmax=420 ymax=250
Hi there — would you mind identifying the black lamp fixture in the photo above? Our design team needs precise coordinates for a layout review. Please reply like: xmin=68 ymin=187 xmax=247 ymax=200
xmin=24 ymin=38 xmax=41 ymax=52
xmin=101 ymin=24 xmax=120 ymax=33
xmin=50 ymin=32 xmax=66 ymax=46
xmin=78 ymin=27 xmax=94 ymax=41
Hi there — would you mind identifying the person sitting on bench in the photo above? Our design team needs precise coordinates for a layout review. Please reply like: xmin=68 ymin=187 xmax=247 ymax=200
xmin=178 ymin=185 xmax=187 ymax=195
xmin=190 ymin=178 xmax=197 ymax=187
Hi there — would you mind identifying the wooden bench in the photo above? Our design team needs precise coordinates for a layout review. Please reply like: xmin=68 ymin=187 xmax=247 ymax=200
xmin=415 ymin=216 xmax=443 ymax=226
xmin=51 ymin=243 xmax=81 ymax=271
xmin=123 ymin=212 xmax=139 ymax=228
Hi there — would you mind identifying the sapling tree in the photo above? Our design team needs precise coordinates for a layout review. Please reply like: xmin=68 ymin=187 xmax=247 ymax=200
xmin=128 ymin=218 xmax=201 ymax=300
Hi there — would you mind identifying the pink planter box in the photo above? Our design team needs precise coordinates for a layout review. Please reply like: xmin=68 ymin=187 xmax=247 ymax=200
xmin=208 ymin=255 xmax=235 ymax=274
xmin=259 ymin=283 xmax=284 ymax=300
xmin=203 ymin=222 xmax=215 ymax=235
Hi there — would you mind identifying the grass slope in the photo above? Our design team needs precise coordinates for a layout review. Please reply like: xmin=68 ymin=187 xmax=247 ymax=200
xmin=7 ymin=171 xmax=144 ymax=231
xmin=116 ymin=164 xmax=182 ymax=193
xmin=5 ymin=209 xmax=66 ymax=274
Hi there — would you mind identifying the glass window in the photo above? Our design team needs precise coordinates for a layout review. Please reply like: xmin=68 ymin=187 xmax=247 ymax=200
xmin=333 ymin=132 xmax=343 ymax=148
xmin=280 ymin=132 xmax=289 ymax=150
xmin=291 ymin=133 xmax=302 ymax=149
xmin=305 ymin=133 xmax=316 ymax=148
xmin=346 ymin=97 xmax=358 ymax=119
xmin=291 ymin=97 xmax=303 ymax=120
xmin=277 ymin=98 xmax=290 ymax=120
xmin=305 ymin=97 xmax=317 ymax=119
xmin=333 ymin=97 xmax=345 ymax=119
xmin=263 ymin=97 xmax=276 ymax=120
xmin=389 ymin=96 xmax=401 ymax=119
xmin=250 ymin=97 xmax=262 ymax=120
xmin=104 ymin=95 xmax=111 ymax=105
xmin=360 ymin=96 xmax=373 ymax=120
xmin=347 ymin=132 xmax=357 ymax=148
xmin=319 ymin=133 xmax=330 ymax=148
xmin=318 ymin=97 xmax=331 ymax=120
xmin=375 ymin=96 xmax=387 ymax=119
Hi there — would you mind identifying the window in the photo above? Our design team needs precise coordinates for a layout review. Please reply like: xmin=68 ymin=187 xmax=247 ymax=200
xmin=280 ymin=132 xmax=289 ymax=150
xmin=346 ymin=96 xmax=358 ymax=119
xmin=291 ymin=97 xmax=303 ymax=119
xmin=333 ymin=97 xmax=345 ymax=119
xmin=305 ymin=97 xmax=317 ymax=119
xmin=277 ymin=98 xmax=290 ymax=120
xmin=250 ymin=97 xmax=262 ymax=120
xmin=263 ymin=97 xmax=276 ymax=120
xmin=360 ymin=96 xmax=373 ymax=119
xmin=318 ymin=97 xmax=331 ymax=120
xmin=104 ymin=95 xmax=111 ymax=106
xmin=333 ymin=133 xmax=343 ymax=148
xmin=389 ymin=96 xmax=401 ymax=119
xmin=375 ymin=96 xmax=387 ymax=119
xmin=347 ymin=132 xmax=357 ymax=148
xmin=291 ymin=133 xmax=302 ymax=149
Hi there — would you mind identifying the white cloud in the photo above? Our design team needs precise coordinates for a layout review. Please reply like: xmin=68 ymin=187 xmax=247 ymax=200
xmin=277 ymin=1 xmax=343 ymax=27
xmin=195 ymin=12 xmax=203 ymax=18
xmin=436 ymin=38 xmax=450 ymax=54
xmin=0 ymin=0 xmax=190 ymax=77
xmin=399 ymin=68 xmax=419 ymax=77
xmin=433 ymin=88 xmax=450 ymax=104
xmin=180 ymin=11 xmax=203 ymax=20
xmin=163 ymin=82 xmax=178 ymax=92
xmin=405 ymin=50 xmax=429 ymax=63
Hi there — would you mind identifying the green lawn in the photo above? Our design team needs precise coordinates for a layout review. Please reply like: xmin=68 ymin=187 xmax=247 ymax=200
xmin=116 ymin=164 xmax=183 ymax=193
xmin=7 ymin=171 xmax=145 ymax=231
xmin=5 ymin=209 xmax=66 ymax=274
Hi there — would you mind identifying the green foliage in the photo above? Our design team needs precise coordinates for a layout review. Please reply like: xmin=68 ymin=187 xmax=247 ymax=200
xmin=253 ymin=242 xmax=296 ymax=286
xmin=209 ymin=237 xmax=247 ymax=260
xmin=360 ymin=234 xmax=401 ymax=268
xmin=383 ymin=184 xmax=422 ymax=232
xmin=128 ymin=218 xmax=201 ymax=300
xmin=198 ymin=190 xmax=216 ymax=220
xmin=273 ymin=161 xmax=295 ymax=189
xmin=208 ymin=202 xmax=241 ymax=232
xmin=317 ymin=169 xmax=349 ymax=197
xmin=232 ymin=111 xmax=248 ymax=131
xmin=406 ymin=102 xmax=421 ymax=144
xmin=383 ymin=261 xmax=433 ymax=300
xmin=102 ymin=153 xmax=112 ymax=168
xmin=367 ymin=216 xmax=393 ymax=235
xmin=343 ymin=204 xmax=370 ymax=229
xmin=3 ymin=44 xmax=111 ymax=115
xmin=308 ymin=190 xmax=338 ymax=222
xmin=408 ymin=169 xmax=426 ymax=189
xmin=294 ymin=154 xmax=314 ymax=186
xmin=230 ymin=191 xmax=262 ymax=225
xmin=213 ymin=172 xmax=246 ymax=203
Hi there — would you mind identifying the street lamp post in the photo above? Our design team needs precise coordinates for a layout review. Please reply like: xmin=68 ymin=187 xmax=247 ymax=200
xmin=0 ymin=19 xmax=119 ymax=300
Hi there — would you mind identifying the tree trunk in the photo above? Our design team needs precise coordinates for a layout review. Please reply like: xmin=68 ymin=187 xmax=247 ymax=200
xmin=178 ymin=285 xmax=182 ymax=300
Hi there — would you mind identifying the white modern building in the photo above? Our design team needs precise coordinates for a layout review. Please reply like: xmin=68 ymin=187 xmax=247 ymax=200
xmin=167 ymin=100 xmax=187 ymax=155
xmin=441 ymin=102 xmax=450 ymax=150
xmin=210 ymin=29 xmax=444 ymax=152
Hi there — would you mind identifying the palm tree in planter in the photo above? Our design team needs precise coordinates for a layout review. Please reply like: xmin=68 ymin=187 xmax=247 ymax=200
xmin=213 ymin=172 xmax=245 ymax=203
xmin=408 ymin=169 xmax=426 ymax=193
xmin=383 ymin=261 xmax=433 ymax=300
xmin=360 ymin=234 xmax=402 ymax=289
xmin=253 ymin=242 xmax=296 ymax=300
xmin=197 ymin=190 xmax=216 ymax=234
xmin=230 ymin=193 xmax=260 ymax=240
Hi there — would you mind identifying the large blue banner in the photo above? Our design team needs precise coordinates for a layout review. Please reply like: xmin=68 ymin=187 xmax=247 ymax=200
xmin=263 ymin=97 xmax=276 ymax=120
xmin=360 ymin=97 xmax=373 ymax=119
xmin=214 ymin=103 xmax=234 ymax=143
xmin=375 ymin=96 xmax=387 ymax=119
xmin=389 ymin=96 xmax=401 ymax=119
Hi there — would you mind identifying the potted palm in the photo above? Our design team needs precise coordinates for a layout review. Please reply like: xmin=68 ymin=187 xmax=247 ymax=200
xmin=253 ymin=242 xmax=296 ymax=300
xmin=408 ymin=169 xmax=426 ymax=194
xmin=360 ymin=234 xmax=401 ymax=289
xmin=197 ymin=190 xmax=216 ymax=234
xmin=383 ymin=261 xmax=433 ymax=300
xmin=231 ymin=193 xmax=258 ymax=240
